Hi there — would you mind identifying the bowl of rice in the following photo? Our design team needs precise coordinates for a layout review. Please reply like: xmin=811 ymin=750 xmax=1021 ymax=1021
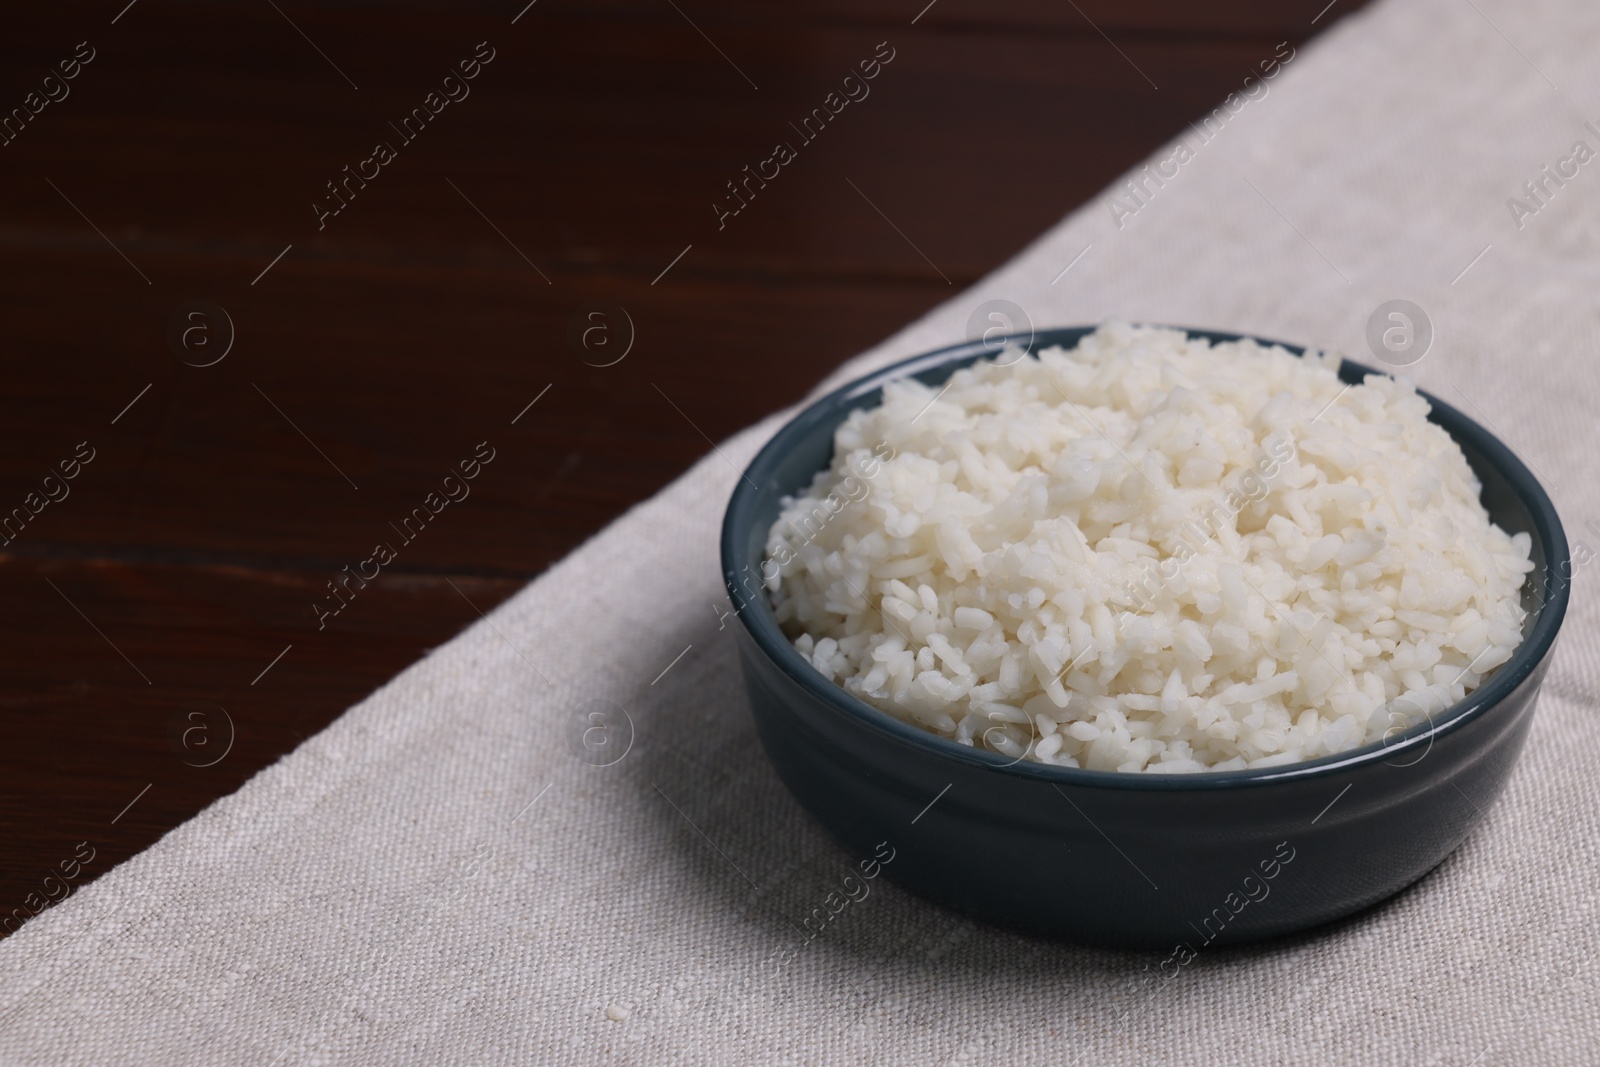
xmin=721 ymin=323 xmax=1569 ymax=947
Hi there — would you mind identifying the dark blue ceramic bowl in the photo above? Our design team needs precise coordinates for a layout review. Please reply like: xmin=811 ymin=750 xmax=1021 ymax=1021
xmin=722 ymin=326 xmax=1569 ymax=949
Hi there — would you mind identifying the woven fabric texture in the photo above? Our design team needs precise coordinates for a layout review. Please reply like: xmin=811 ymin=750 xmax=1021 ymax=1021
xmin=3 ymin=0 xmax=1598 ymax=1062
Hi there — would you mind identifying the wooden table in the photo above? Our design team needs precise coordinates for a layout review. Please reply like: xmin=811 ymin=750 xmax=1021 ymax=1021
xmin=0 ymin=0 xmax=1366 ymax=931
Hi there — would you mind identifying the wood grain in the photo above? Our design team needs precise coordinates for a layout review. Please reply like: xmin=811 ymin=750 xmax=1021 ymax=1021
xmin=0 ymin=0 xmax=1369 ymax=931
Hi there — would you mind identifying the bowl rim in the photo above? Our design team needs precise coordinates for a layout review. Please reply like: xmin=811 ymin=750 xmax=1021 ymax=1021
xmin=721 ymin=324 xmax=1571 ymax=791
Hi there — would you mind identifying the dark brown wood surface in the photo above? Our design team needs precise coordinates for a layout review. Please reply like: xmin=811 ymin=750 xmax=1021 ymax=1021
xmin=0 ymin=0 xmax=1368 ymax=931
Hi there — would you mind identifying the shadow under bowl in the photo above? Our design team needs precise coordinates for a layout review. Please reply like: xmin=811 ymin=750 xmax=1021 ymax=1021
xmin=721 ymin=326 xmax=1569 ymax=948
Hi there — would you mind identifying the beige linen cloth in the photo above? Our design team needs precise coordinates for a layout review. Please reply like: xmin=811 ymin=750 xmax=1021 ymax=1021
xmin=5 ymin=0 xmax=1600 ymax=1062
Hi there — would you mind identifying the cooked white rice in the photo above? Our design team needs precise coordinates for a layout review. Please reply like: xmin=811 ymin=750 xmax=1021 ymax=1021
xmin=764 ymin=323 xmax=1534 ymax=773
